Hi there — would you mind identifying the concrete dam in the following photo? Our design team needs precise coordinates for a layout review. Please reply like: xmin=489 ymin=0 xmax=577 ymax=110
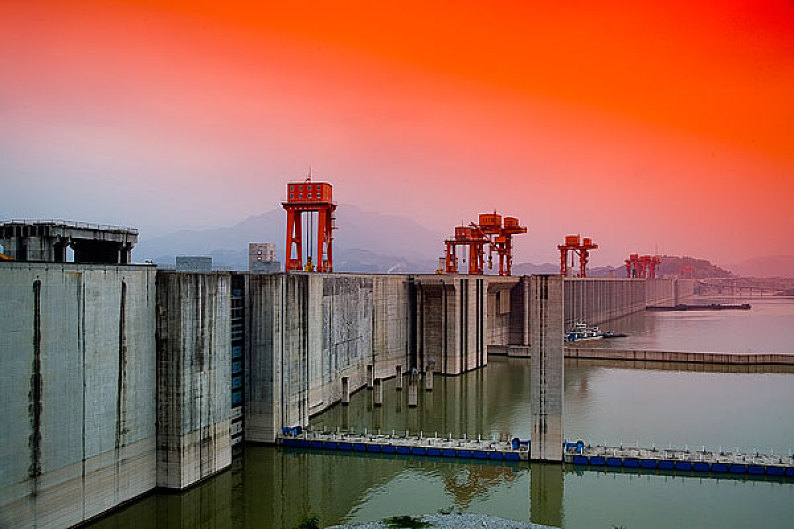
xmin=0 ymin=258 xmax=693 ymax=529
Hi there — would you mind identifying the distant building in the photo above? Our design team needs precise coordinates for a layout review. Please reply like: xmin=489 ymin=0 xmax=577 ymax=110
xmin=249 ymin=243 xmax=280 ymax=273
xmin=176 ymin=256 xmax=212 ymax=272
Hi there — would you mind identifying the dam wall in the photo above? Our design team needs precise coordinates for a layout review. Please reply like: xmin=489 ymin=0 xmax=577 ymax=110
xmin=0 ymin=263 xmax=157 ymax=529
xmin=245 ymin=273 xmax=487 ymax=443
xmin=155 ymin=272 xmax=232 ymax=490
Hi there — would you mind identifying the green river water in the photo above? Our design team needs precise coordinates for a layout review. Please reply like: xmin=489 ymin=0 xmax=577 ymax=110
xmin=88 ymin=297 xmax=794 ymax=529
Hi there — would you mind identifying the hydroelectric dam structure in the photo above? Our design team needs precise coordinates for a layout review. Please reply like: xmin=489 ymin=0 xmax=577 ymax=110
xmin=0 ymin=260 xmax=703 ymax=527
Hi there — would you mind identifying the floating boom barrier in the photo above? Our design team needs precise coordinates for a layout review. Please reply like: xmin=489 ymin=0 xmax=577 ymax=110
xmin=278 ymin=429 xmax=794 ymax=479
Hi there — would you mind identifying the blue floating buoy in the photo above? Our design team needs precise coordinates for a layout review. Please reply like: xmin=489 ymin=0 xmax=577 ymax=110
xmin=693 ymin=462 xmax=710 ymax=472
xmin=323 ymin=441 xmax=338 ymax=450
xmin=427 ymin=448 xmax=442 ymax=456
xmin=338 ymin=442 xmax=353 ymax=451
xmin=396 ymin=446 xmax=410 ymax=455
xmin=729 ymin=464 xmax=747 ymax=474
xmin=309 ymin=440 xmax=323 ymax=449
xmin=606 ymin=457 xmax=622 ymax=467
xmin=488 ymin=452 xmax=504 ymax=460
xmin=296 ymin=440 xmax=309 ymax=448
xmin=442 ymin=449 xmax=456 ymax=457
xmin=624 ymin=458 xmax=640 ymax=468
xmin=658 ymin=460 xmax=675 ymax=470
xmin=504 ymin=452 xmax=521 ymax=461
xmin=411 ymin=447 xmax=427 ymax=456
xmin=675 ymin=461 xmax=692 ymax=471
xmin=765 ymin=466 xmax=784 ymax=476
xmin=573 ymin=455 xmax=589 ymax=465
xmin=353 ymin=443 xmax=366 ymax=452
xmin=473 ymin=451 xmax=488 ymax=459
xmin=457 ymin=450 xmax=473 ymax=458
xmin=748 ymin=465 xmax=764 ymax=475
xmin=366 ymin=444 xmax=381 ymax=453
xmin=382 ymin=445 xmax=396 ymax=454
xmin=711 ymin=463 xmax=729 ymax=473
xmin=283 ymin=438 xmax=296 ymax=447
xmin=590 ymin=456 xmax=605 ymax=466
xmin=785 ymin=467 xmax=794 ymax=477
xmin=640 ymin=459 xmax=657 ymax=469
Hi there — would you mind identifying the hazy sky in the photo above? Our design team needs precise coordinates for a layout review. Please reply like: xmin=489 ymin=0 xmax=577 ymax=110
xmin=2 ymin=1 xmax=792 ymax=266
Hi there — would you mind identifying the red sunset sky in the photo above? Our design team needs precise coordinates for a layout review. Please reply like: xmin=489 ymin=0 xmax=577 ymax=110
xmin=1 ymin=1 xmax=793 ymax=266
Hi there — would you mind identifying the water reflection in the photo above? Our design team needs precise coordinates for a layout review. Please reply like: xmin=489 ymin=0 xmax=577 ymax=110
xmin=87 ymin=446 xmax=794 ymax=529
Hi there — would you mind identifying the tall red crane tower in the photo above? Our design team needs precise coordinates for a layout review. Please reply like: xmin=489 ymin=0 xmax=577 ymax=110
xmin=282 ymin=176 xmax=336 ymax=272
xmin=558 ymin=235 xmax=598 ymax=277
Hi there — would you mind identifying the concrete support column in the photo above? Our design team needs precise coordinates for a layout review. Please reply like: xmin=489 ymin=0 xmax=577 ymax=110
xmin=408 ymin=370 xmax=418 ymax=407
xmin=367 ymin=364 xmax=373 ymax=389
xmin=395 ymin=364 xmax=403 ymax=390
xmin=530 ymin=275 xmax=564 ymax=462
xmin=341 ymin=376 xmax=350 ymax=405
xmin=425 ymin=368 xmax=434 ymax=391
xmin=373 ymin=378 xmax=383 ymax=406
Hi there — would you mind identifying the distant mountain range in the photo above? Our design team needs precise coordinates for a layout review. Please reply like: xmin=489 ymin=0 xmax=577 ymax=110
xmin=133 ymin=205 xmax=444 ymax=273
xmin=111 ymin=209 xmax=794 ymax=279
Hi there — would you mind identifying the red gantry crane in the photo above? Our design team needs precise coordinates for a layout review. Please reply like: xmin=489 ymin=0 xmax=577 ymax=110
xmin=625 ymin=254 xmax=661 ymax=278
xmin=282 ymin=174 xmax=336 ymax=272
xmin=558 ymin=235 xmax=598 ymax=277
xmin=444 ymin=212 xmax=527 ymax=275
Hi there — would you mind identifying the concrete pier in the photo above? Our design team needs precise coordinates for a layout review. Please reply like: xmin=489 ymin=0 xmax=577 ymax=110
xmin=425 ymin=369 xmax=434 ymax=391
xmin=155 ymin=272 xmax=232 ymax=490
xmin=530 ymin=275 xmax=564 ymax=462
xmin=395 ymin=365 xmax=403 ymax=390
xmin=373 ymin=378 xmax=383 ymax=406
xmin=341 ymin=377 xmax=350 ymax=405
xmin=408 ymin=371 xmax=419 ymax=407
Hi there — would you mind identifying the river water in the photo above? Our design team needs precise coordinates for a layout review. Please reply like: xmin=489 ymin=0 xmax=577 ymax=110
xmin=88 ymin=296 xmax=794 ymax=529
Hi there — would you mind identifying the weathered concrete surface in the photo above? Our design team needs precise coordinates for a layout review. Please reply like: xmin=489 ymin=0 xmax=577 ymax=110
xmin=530 ymin=275 xmax=564 ymax=462
xmin=415 ymin=276 xmax=487 ymax=375
xmin=247 ymin=273 xmax=405 ymax=443
xmin=155 ymin=271 xmax=231 ymax=490
xmin=0 ymin=263 xmax=156 ymax=529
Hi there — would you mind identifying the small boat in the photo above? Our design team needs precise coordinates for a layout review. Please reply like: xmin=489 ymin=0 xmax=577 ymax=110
xmin=565 ymin=323 xmax=625 ymax=342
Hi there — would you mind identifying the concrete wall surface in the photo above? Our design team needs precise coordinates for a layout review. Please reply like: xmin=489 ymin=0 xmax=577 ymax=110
xmin=530 ymin=275 xmax=564 ymax=462
xmin=564 ymin=278 xmax=646 ymax=327
xmin=0 ymin=263 xmax=156 ymax=529
xmin=415 ymin=276 xmax=487 ymax=375
xmin=155 ymin=272 xmax=231 ymax=490
xmin=246 ymin=273 xmax=413 ymax=443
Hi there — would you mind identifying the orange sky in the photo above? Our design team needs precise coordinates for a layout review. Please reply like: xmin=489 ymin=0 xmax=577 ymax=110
xmin=1 ymin=1 xmax=793 ymax=266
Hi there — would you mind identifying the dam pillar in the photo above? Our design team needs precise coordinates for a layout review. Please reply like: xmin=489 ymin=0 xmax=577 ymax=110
xmin=395 ymin=364 xmax=403 ymax=390
xmin=367 ymin=364 xmax=374 ymax=389
xmin=530 ymin=275 xmax=564 ymax=462
xmin=425 ymin=359 xmax=435 ymax=391
xmin=156 ymin=271 xmax=232 ymax=489
xmin=373 ymin=377 xmax=383 ymax=406
xmin=408 ymin=370 xmax=419 ymax=407
xmin=341 ymin=376 xmax=350 ymax=405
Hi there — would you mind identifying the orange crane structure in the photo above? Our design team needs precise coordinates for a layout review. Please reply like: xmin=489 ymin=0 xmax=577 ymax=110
xmin=558 ymin=235 xmax=598 ymax=277
xmin=625 ymin=254 xmax=661 ymax=278
xmin=282 ymin=175 xmax=336 ymax=272
xmin=444 ymin=212 xmax=527 ymax=275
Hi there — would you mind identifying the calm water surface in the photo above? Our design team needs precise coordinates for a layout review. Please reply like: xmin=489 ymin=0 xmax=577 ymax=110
xmin=591 ymin=295 xmax=794 ymax=354
xmin=88 ymin=298 xmax=794 ymax=529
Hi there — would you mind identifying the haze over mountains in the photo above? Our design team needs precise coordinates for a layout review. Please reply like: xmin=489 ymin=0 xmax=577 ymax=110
xmin=9 ymin=206 xmax=789 ymax=278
